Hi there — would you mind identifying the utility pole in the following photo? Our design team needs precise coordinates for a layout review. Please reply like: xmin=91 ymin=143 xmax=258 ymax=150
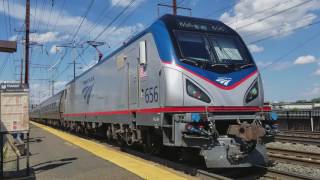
xmin=20 ymin=57 xmax=23 ymax=84
xmin=157 ymin=1 xmax=191 ymax=16
xmin=25 ymin=0 xmax=30 ymax=86
xmin=56 ymin=42 xmax=83 ymax=79
xmin=173 ymin=0 xmax=177 ymax=15
xmin=50 ymin=67 xmax=56 ymax=95
xmin=51 ymin=80 xmax=54 ymax=95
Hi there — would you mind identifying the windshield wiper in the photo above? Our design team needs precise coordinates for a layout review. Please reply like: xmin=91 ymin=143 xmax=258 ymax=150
xmin=182 ymin=57 xmax=210 ymax=65
xmin=180 ymin=58 xmax=199 ymax=66
xmin=239 ymin=63 xmax=255 ymax=69
xmin=211 ymin=63 xmax=230 ymax=68
xmin=185 ymin=57 xmax=210 ymax=62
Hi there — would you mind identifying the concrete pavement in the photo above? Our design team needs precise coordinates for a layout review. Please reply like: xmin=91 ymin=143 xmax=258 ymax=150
xmin=27 ymin=124 xmax=142 ymax=180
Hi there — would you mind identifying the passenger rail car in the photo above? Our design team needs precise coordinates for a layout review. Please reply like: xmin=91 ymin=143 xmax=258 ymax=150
xmin=31 ymin=14 xmax=274 ymax=168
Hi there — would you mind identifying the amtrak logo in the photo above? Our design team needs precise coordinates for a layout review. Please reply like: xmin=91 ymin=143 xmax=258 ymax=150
xmin=216 ymin=77 xmax=232 ymax=86
xmin=82 ymin=76 xmax=94 ymax=105
xmin=82 ymin=85 xmax=94 ymax=104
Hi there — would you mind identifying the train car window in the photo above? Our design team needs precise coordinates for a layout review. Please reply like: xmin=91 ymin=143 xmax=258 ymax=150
xmin=175 ymin=31 xmax=211 ymax=64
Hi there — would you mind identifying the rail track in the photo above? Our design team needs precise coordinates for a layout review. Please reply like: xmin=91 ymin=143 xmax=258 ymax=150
xmin=279 ymin=130 xmax=320 ymax=136
xmin=267 ymin=147 xmax=320 ymax=169
xmin=262 ymin=167 xmax=316 ymax=180
xmin=275 ymin=132 xmax=320 ymax=146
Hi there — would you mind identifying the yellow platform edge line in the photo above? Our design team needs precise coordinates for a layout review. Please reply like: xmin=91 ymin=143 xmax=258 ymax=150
xmin=31 ymin=121 xmax=186 ymax=180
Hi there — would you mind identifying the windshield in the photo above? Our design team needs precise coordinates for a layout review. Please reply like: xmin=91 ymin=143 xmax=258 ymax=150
xmin=175 ymin=31 xmax=251 ymax=67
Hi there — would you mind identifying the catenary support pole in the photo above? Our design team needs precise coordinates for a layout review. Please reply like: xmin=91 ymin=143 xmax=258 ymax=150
xmin=25 ymin=0 xmax=30 ymax=85
xmin=173 ymin=0 xmax=177 ymax=15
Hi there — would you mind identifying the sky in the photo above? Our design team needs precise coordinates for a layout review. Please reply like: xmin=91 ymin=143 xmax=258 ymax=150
xmin=0 ymin=0 xmax=320 ymax=104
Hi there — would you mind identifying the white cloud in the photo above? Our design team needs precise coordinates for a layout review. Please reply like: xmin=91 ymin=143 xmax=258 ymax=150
xmin=9 ymin=35 xmax=18 ymax=41
xmin=256 ymin=60 xmax=293 ymax=71
xmin=294 ymin=55 xmax=317 ymax=64
xmin=49 ymin=45 xmax=63 ymax=54
xmin=220 ymin=0 xmax=320 ymax=40
xmin=248 ymin=44 xmax=264 ymax=53
xmin=314 ymin=69 xmax=320 ymax=76
xmin=30 ymin=32 xmax=60 ymax=43
xmin=302 ymin=83 xmax=320 ymax=97
xmin=0 ymin=1 xmax=147 ymax=60
xmin=29 ymin=80 xmax=67 ymax=104
xmin=0 ymin=1 xmax=143 ymax=44
xmin=103 ymin=23 xmax=144 ymax=46
xmin=111 ymin=0 xmax=145 ymax=7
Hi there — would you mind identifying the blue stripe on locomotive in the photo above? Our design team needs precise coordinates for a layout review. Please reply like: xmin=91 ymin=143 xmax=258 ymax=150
xmin=149 ymin=19 xmax=258 ymax=88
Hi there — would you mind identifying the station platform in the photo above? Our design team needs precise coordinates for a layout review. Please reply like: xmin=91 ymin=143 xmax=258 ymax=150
xmin=24 ymin=122 xmax=191 ymax=180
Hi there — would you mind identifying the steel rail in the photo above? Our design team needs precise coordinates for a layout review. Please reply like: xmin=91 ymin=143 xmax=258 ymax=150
xmin=267 ymin=147 xmax=320 ymax=160
xmin=267 ymin=151 xmax=320 ymax=168
xmin=280 ymin=130 xmax=320 ymax=135
xmin=275 ymin=135 xmax=320 ymax=146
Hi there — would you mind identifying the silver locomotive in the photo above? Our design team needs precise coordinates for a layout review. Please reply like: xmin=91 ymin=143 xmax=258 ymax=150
xmin=31 ymin=14 xmax=274 ymax=168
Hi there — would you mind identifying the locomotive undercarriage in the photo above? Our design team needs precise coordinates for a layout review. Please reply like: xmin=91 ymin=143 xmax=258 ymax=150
xmin=35 ymin=111 xmax=272 ymax=168
xmin=155 ymin=112 xmax=271 ymax=168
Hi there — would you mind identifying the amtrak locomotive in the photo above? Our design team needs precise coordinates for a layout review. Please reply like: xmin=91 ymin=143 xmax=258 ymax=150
xmin=31 ymin=14 xmax=274 ymax=168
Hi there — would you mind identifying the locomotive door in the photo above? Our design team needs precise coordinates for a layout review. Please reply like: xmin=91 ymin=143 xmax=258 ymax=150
xmin=127 ymin=57 xmax=139 ymax=109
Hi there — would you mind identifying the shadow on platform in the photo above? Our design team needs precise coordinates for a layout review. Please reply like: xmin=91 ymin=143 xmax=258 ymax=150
xmin=32 ymin=157 xmax=77 ymax=173
xmin=3 ymin=157 xmax=77 ymax=179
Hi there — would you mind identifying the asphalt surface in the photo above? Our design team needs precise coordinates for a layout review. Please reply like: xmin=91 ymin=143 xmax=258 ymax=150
xmin=27 ymin=124 xmax=142 ymax=180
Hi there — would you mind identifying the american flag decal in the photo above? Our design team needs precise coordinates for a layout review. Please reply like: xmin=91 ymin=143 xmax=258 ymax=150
xmin=139 ymin=65 xmax=147 ymax=78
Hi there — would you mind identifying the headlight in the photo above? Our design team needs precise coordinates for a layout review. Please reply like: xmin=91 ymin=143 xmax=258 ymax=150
xmin=245 ymin=81 xmax=259 ymax=103
xmin=186 ymin=80 xmax=211 ymax=103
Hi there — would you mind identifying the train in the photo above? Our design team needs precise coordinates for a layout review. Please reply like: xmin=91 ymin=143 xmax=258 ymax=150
xmin=30 ymin=14 xmax=276 ymax=168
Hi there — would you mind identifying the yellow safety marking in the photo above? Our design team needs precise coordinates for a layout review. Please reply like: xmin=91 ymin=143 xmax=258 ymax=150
xmin=31 ymin=121 xmax=188 ymax=180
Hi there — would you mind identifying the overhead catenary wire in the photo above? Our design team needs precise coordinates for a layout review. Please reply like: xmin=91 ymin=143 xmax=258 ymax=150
xmin=84 ymin=0 xmax=122 ymax=39
xmin=178 ymin=0 xmax=186 ymax=6
xmin=242 ymin=14 xmax=316 ymax=39
xmin=51 ymin=0 xmax=66 ymax=32
xmin=249 ymin=18 xmax=320 ymax=44
xmin=6 ymin=0 xmax=12 ymax=35
xmin=261 ymin=27 xmax=320 ymax=71
xmin=36 ymin=0 xmax=47 ymax=31
xmin=72 ymin=0 xmax=136 ymax=66
xmin=2 ymin=0 xmax=9 ymax=38
xmin=55 ymin=0 xmax=136 ymax=81
xmin=100 ymin=0 xmax=140 ymax=43
xmin=33 ymin=0 xmax=38 ymax=29
xmin=51 ymin=0 xmax=96 ymax=80
xmin=40 ymin=0 xmax=51 ymax=31
xmin=70 ymin=0 xmax=96 ymax=42
xmin=236 ymin=0 xmax=312 ymax=30
xmin=44 ymin=0 xmax=55 ymax=32
xmin=229 ymin=0 xmax=293 ymax=26
xmin=92 ymin=0 xmax=136 ymax=42
xmin=0 ymin=54 xmax=10 ymax=77
xmin=205 ymin=2 xmax=235 ymax=18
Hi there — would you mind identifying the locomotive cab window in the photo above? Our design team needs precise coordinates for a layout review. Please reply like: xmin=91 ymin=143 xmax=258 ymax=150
xmin=208 ymin=36 xmax=244 ymax=62
xmin=174 ymin=31 xmax=252 ymax=68
xmin=175 ymin=31 xmax=211 ymax=63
